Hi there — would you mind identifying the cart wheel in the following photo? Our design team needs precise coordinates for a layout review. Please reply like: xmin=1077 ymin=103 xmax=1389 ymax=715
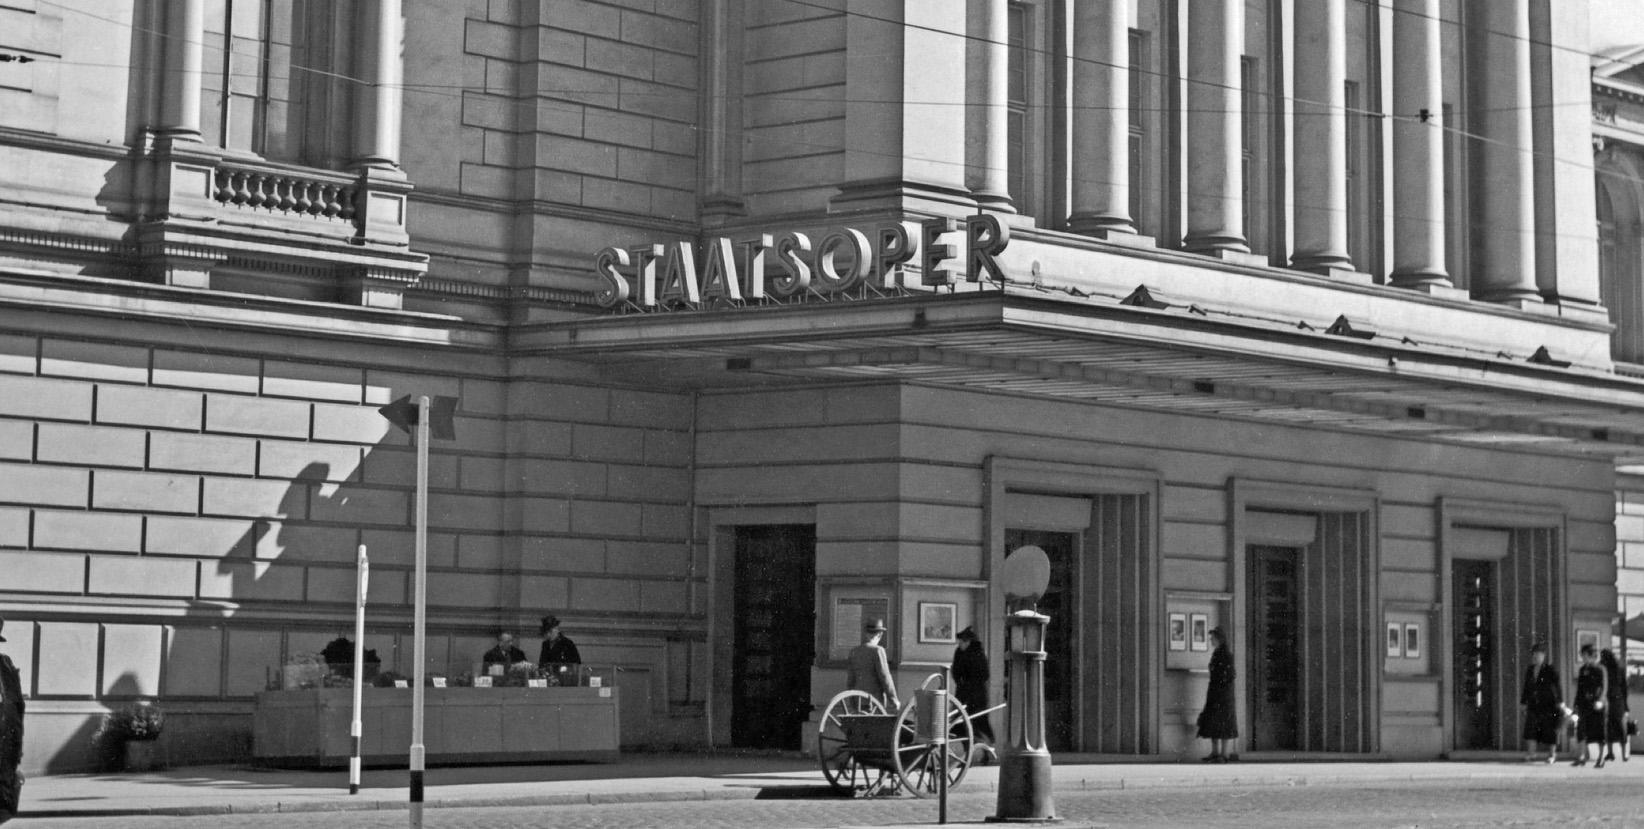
xmin=891 ymin=693 xmax=974 ymax=798
xmin=818 ymin=690 xmax=892 ymax=796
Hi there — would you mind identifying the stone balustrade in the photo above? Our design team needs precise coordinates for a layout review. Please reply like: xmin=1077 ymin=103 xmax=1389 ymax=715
xmin=212 ymin=165 xmax=359 ymax=225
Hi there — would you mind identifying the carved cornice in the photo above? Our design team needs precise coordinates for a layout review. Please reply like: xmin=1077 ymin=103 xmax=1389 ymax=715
xmin=0 ymin=227 xmax=132 ymax=257
xmin=410 ymin=278 xmax=509 ymax=298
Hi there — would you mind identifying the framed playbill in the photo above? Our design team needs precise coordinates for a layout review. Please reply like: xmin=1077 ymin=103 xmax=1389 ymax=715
xmin=919 ymin=602 xmax=957 ymax=644
xmin=1168 ymin=612 xmax=1188 ymax=651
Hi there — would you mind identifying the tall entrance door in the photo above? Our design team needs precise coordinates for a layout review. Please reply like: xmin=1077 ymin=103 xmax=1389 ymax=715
xmin=731 ymin=524 xmax=817 ymax=749
xmin=1452 ymin=559 xmax=1497 ymax=750
xmin=1249 ymin=546 xmax=1301 ymax=751
xmin=1005 ymin=529 xmax=1077 ymax=752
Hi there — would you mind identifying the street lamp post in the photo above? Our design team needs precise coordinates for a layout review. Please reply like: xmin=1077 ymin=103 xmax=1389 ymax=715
xmin=989 ymin=544 xmax=1056 ymax=823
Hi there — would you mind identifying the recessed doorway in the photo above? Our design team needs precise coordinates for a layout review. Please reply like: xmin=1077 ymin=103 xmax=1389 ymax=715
xmin=730 ymin=524 xmax=816 ymax=750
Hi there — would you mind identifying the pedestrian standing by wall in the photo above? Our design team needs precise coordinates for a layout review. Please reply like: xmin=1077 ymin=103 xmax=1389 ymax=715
xmin=951 ymin=626 xmax=996 ymax=754
xmin=1600 ymin=648 xmax=1629 ymax=763
xmin=1196 ymin=627 xmax=1238 ymax=763
xmin=0 ymin=617 xmax=24 ymax=825
xmin=1573 ymin=644 xmax=1609 ymax=767
xmin=847 ymin=619 xmax=899 ymax=710
xmin=1521 ymin=642 xmax=1563 ymax=763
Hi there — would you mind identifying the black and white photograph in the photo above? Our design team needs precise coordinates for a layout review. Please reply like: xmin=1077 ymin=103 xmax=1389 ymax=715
xmin=2 ymin=1 xmax=1644 ymax=826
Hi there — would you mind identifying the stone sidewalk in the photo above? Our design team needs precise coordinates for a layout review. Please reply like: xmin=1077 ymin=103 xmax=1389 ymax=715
xmin=15 ymin=751 xmax=1643 ymax=819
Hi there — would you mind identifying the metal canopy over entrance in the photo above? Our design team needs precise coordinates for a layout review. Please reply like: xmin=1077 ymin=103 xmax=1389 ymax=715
xmin=521 ymin=292 xmax=1644 ymax=462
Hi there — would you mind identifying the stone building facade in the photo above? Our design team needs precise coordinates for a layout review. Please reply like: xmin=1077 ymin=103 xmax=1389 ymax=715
xmin=0 ymin=0 xmax=1641 ymax=773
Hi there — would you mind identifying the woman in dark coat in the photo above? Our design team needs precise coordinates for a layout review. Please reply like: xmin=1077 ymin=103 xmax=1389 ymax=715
xmin=1196 ymin=627 xmax=1238 ymax=762
xmin=951 ymin=627 xmax=995 ymax=744
xmin=1600 ymin=648 xmax=1629 ymax=763
xmin=1520 ymin=641 xmax=1563 ymax=762
xmin=1572 ymin=643 xmax=1609 ymax=767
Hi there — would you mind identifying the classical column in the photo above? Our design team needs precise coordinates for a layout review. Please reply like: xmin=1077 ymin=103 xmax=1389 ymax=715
xmin=1389 ymin=0 xmax=1448 ymax=288
xmin=966 ymin=0 xmax=1014 ymax=211
xmin=1068 ymin=0 xmax=1132 ymax=235
xmin=1473 ymin=0 xmax=1539 ymax=305
xmin=353 ymin=0 xmax=405 ymax=170
xmin=156 ymin=0 xmax=205 ymax=140
xmin=1291 ymin=0 xmax=1351 ymax=273
xmin=1184 ymin=0 xmax=1246 ymax=253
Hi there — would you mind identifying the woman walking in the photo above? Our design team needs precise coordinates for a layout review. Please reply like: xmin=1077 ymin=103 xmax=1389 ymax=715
xmin=1520 ymin=642 xmax=1562 ymax=763
xmin=1196 ymin=627 xmax=1238 ymax=763
xmin=1573 ymin=643 xmax=1609 ymax=767
xmin=1600 ymin=648 xmax=1629 ymax=763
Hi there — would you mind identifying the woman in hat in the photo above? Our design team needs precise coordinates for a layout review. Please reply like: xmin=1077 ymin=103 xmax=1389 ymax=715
xmin=847 ymin=619 xmax=899 ymax=710
xmin=1196 ymin=627 xmax=1238 ymax=762
xmin=1572 ymin=643 xmax=1609 ymax=767
xmin=537 ymin=615 xmax=581 ymax=667
xmin=1520 ymin=641 xmax=1563 ymax=763
xmin=950 ymin=627 xmax=995 ymax=746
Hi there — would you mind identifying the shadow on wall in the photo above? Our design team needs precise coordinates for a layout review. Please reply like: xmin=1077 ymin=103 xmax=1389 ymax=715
xmin=37 ymin=452 xmax=436 ymax=774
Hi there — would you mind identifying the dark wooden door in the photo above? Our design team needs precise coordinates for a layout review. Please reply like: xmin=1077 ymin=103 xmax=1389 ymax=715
xmin=1250 ymin=546 xmax=1301 ymax=751
xmin=731 ymin=524 xmax=816 ymax=749
xmin=1005 ymin=529 xmax=1077 ymax=752
xmin=1452 ymin=559 xmax=1496 ymax=750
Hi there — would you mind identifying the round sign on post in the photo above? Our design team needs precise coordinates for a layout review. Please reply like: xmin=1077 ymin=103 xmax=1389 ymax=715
xmin=999 ymin=545 xmax=1051 ymax=604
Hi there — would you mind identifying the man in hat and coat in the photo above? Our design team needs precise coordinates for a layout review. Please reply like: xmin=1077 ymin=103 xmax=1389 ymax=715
xmin=0 ymin=616 xmax=24 ymax=825
xmin=847 ymin=619 xmax=899 ymax=710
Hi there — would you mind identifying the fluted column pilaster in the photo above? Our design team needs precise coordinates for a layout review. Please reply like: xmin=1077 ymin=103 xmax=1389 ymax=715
xmin=1389 ymin=0 xmax=1449 ymax=288
xmin=1473 ymin=0 xmax=1540 ymax=305
xmin=966 ymin=0 xmax=1014 ymax=211
xmin=157 ymin=0 xmax=204 ymax=140
xmin=1184 ymin=0 xmax=1246 ymax=253
xmin=353 ymin=0 xmax=405 ymax=170
xmin=1291 ymin=0 xmax=1351 ymax=272
xmin=1068 ymin=0 xmax=1131 ymax=235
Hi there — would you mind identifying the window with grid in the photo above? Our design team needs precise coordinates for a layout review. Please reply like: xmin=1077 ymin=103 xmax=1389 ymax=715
xmin=199 ymin=0 xmax=349 ymax=166
xmin=1129 ymin=29 xmax=1147 ymax=232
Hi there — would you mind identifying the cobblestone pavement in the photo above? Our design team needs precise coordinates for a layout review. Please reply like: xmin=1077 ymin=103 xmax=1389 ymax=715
xmin=16 ymin=775 xmax=1644 ymax=829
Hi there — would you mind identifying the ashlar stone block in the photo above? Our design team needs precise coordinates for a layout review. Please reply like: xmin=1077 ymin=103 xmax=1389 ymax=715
xmin=149 ymin=432 xmax=257 ymax=476
xmin=0 ymin=550 xmax=86 ymax=593
xmin=92 ymin=469 xmax=200 ymax=514
xmin=0 ymin=461 xmax=89 ymax=507
xmin=40 ymin=338 xmax=148 ymax=383
xmin=205 ymin=394 xmax=312 ymax=439
xmin=88 ymin=555 xmax=197 ymax=598
xmin=36 ymin=423 xmax=146 ymax=468
xmin=34 ymin=509 xmax=143 ymax=552
xmin=95 ymin=384 xmax=204 ymax=431
xmin=0 ymin=374 xmax=92 ymax=421
xmin=101 ymin=623 xmax=164 ymax=696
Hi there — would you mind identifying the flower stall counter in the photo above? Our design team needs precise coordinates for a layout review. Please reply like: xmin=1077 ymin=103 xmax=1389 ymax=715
xmin=252 ymin=685 xmax=620 ymax=767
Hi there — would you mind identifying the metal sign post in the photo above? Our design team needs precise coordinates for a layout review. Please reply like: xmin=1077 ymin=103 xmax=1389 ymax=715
xmin=376 ymin=394 xmax=455 ymax=829
xmin=350 ymin=544 xmax=369 ymax=795
xmin=409 ymin=395 xmax=429 ymax=828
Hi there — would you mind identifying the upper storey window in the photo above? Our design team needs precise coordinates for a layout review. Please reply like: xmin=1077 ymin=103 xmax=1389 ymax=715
xmin=199 ymin=0 xmax=352 ymax=168
xmin=201 ymin=0 xmax=295 ymax=156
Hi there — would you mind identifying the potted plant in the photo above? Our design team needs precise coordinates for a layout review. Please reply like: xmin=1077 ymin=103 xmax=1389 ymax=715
xmin=103 ymin=703 xmax=166 ymax=772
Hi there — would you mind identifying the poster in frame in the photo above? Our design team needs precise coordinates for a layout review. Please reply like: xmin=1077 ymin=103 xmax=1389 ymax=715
xmin=1402 ymin=623 xmax=1421 ymax=659
xmin=919 ymin=602 xmax=957 ymax=644
xmin=1189 ymin=614 xmax=1209 ymax=651
xmin=1386 ymin=622 xmax=1403 ymax=658
xmin=1168 ymin=613 xmax=1188 ymax=651
xmin=1576 ymin=629 xmax=1601 ymax=654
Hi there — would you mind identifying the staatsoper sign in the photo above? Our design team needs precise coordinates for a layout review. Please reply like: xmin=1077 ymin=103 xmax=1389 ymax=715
xmin=591 ymin=214 xmax=1010 ymax=309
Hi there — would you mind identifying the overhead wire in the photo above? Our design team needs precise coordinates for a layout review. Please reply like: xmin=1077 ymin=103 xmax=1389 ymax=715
xmin=10 ymin=0 xmax=1643 ymax=229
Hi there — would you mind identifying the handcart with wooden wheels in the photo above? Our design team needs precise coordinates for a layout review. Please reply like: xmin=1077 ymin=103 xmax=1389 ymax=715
xmin=816 ymin=674 xmax=979 ymax=798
